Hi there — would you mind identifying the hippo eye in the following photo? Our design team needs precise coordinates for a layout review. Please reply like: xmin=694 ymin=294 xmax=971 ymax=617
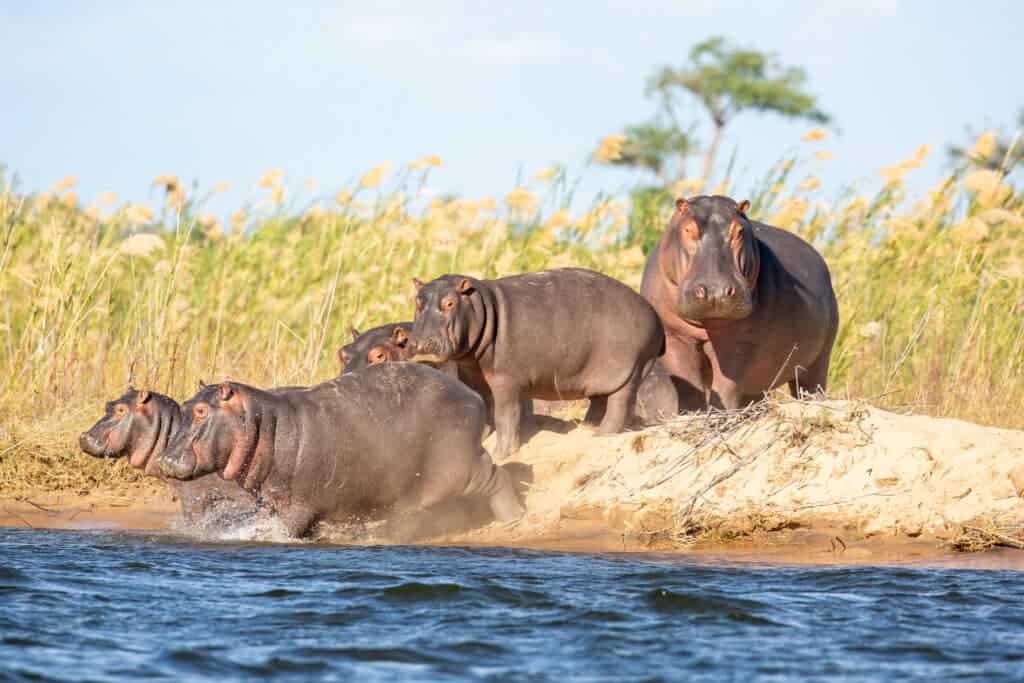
xmin=442 ymin=298 xmax=455 ymax=311
xmin=114 ymin=404 xmax=129 ymax=418
xmin=193 ymin=404 xmax=209 ymax=421
xmin=368 ymin=347 xmax=387 ymax=364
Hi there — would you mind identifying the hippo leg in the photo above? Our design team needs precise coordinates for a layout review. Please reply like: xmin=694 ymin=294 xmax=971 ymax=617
xmin=491 ymin=382 xmax=523 ymax=460
xmin=597 ymin=367 xmax=643 ymax=435
xmin=278 ymin=503 xmax=318 ymax=538
xmin=487 ymin=467 xmax=526 ymax=522
xmin=583 ymin=396 xmax=607 ymax=426
xmin=460 ymin=451 xmax=525 ymax=522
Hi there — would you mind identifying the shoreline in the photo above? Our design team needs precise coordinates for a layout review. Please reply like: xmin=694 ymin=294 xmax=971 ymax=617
xmin=4 ymin=489 xmax=1024 ymax=570
xmin=5 ymin=398 xmax=1024 ymax=570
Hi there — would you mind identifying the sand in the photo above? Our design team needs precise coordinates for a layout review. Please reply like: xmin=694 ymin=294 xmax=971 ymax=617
xmin=4 ymin=398 xmax=1024 ymax=568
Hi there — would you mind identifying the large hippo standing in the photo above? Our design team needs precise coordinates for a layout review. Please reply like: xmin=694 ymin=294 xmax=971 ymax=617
xmin=156 ymin=362 xmax=524 ymax=538
xmin=640 ymin=195 xmax=839 ymax=411
xmin=79 ymin=388 xmax=259 ymax=523
xmin=408 ymin=268 xmax=665 ymax=460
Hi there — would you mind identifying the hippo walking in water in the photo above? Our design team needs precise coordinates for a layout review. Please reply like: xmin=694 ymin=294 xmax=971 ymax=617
xmin=640 ymin=195 xmax=839 ymax=412
xmin=408 ymin=268 xmax=665 ymax=460
xmin=156 ymin=363 xmax=524 ymax=538
xmin=79 ymin=388 xmax=259 ymax=523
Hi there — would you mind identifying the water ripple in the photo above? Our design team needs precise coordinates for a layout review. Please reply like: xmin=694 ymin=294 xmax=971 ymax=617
xmin=1 ymin=528 xmax=1024 ymax=681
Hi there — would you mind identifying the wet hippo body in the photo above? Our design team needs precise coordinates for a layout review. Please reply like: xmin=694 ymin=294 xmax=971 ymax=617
xmin=409 ymin=268 xmax=665 ymax=460
xmin=79 ymin=388 xmax=258 ymax=524
xmin=157 ymin=362 xmax=524 ymax=538
xmin=640 ymin=195 xmax=839 ymax=412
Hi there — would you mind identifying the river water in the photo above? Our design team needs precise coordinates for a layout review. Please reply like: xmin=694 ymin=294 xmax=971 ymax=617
xmin=1 ymin=527 xmax=1022 ymax=681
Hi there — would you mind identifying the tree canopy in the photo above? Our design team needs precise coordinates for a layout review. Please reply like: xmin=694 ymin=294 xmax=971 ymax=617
xmin=597 ymin=36 xmax=831 ymax=184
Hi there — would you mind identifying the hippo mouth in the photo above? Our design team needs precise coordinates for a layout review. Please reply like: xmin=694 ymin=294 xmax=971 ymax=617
xmin=79 ymin=432 xmax=123 ymax=459
xmin=158 ymin=445 xmax=202 ymax=481
xmin=678 ymin=299 xmax=754 ymax=322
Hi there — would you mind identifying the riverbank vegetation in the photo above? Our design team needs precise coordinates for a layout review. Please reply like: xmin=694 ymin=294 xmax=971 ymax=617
xmin=0 ymin=128 xmax=1022 ymax=493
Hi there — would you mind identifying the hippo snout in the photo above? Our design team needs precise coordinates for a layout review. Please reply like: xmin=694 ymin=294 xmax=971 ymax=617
xmin=79 ymin=432 xmax=106 ymax=457
xmin=686 ymin=281 xmax=742 ymax=302
xmin=680 ymin=281 xmax=753 ymax=320
xmin=158 ymin=450 xmax=198 ymax=480
xmin=407 ymin=336 xmax=447 ymax=364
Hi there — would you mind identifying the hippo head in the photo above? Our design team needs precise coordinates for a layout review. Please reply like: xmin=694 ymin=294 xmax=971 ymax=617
xmin=668 ymin=195 xmax=759 ymax=321
xmin=408 ymin=275 xmax=479 ymax=364
xmin=159 ymin=382 xmax=251 ymax=482
xmin=79 ymin=388 xmax=182 ymax=475
xmin=338 ymin=323 xmax=413 ymax=374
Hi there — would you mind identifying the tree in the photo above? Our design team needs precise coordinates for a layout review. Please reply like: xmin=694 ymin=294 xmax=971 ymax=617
xmin=604 ymin=121 xmax=693 ymax=183
xmin=947 ymin=109 xmax=1024 ymax=175
xmin=648 ymin=37 xmax=831 ymax=181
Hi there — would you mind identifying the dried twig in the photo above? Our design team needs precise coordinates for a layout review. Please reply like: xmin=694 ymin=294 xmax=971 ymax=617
xmin=962 ymin=525 xmax=1024 ymax=550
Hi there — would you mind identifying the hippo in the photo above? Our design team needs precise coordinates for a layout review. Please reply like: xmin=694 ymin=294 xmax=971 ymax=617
xmin=79 ymin=388 xmax=259 ymax=523
xmin=338 ymin=321 xmax=533 ymax=436
xmin=639 ymin=195 xmax=839 ymax=412
xmin=408 ymin=268 xmax=665 ymax=460
xmin=338 ymin=323 xmax=416 ymax=372
xmin=156 ymin=362 xmax=525 ymax=538
xmin=634 ymin=360 xmax=681 ymax=426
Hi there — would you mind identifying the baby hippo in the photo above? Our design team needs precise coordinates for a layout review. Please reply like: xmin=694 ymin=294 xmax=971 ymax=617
xmin=79 ymin=387 xmax=258 ymax=523
xmin=338 ymin=323 xmax=415 ymax=372
xmin=338 ymin=322 xmax=531 ymax=440
xmin=409 ymin=268 xmax=665 ymax=460
xmin=156 ymin=363 xmax=524 ymax=538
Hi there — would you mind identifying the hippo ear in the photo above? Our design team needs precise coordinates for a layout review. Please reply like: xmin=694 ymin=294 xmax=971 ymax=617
xmin=737 ymin=199 xmax=750 ymax=215
xmin=413 ymin=278 xmax=424 ymax=291
xmin=675 ymin=198 xmax=688 ymax=213
xmin=136 ymin=389 xmax=151 ymax=405
xmin=198 ymin=379 xmax=207 ymax=390
xmin=392 ymin=326 xmax=409 ymax=347
xmin=338 ymin=347 xmax=348 ymax=368
xmin=217 ymin=383 xmax=234 ymax=402
xmin=350 ymin=326 xmax=361 ymax=342
xmin=457 ymin=278 xmax=474 ymax=295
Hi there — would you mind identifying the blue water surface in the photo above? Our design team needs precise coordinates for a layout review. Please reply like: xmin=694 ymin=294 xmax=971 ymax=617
xmin=1 ymin=527 xmax=1022 ymax=682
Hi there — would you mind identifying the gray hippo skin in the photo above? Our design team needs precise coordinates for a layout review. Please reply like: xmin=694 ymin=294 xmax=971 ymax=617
xmin=338 ymin=322 xmax=419 ymax=372
xmin=339 ymin=321 xmax=532 ymax=436
xmin=157 ymin=363 xmax=524 ymax=538
xmin=640 ymin=195 xmax=839 ymax=412
xmin=409 ymin=268 xmax=665 ymax=460
xmin=634 ymin=360 xmax=681 ymax=426
xmin=79 ymin=388 xmax=259 ymax=523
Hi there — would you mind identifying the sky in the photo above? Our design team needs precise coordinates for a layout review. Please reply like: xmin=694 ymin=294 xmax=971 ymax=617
xmin=1 ymin=1 xmax=1020 ymax=218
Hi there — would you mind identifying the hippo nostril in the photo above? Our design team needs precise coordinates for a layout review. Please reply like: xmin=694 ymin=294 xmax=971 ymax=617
xmin=694 ymin=285 xmax=707 ymax=301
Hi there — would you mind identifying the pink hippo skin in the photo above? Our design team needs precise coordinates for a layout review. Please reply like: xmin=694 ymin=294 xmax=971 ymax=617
xmin=639 ymin=195 xmax=839 ymax=413
xmin=80 ymin=388 xmax=259 ymax=524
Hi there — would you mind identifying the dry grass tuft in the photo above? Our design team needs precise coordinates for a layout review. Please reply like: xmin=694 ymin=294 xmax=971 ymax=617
xmin=949 ymin=522 xmax=1024 ymax=552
